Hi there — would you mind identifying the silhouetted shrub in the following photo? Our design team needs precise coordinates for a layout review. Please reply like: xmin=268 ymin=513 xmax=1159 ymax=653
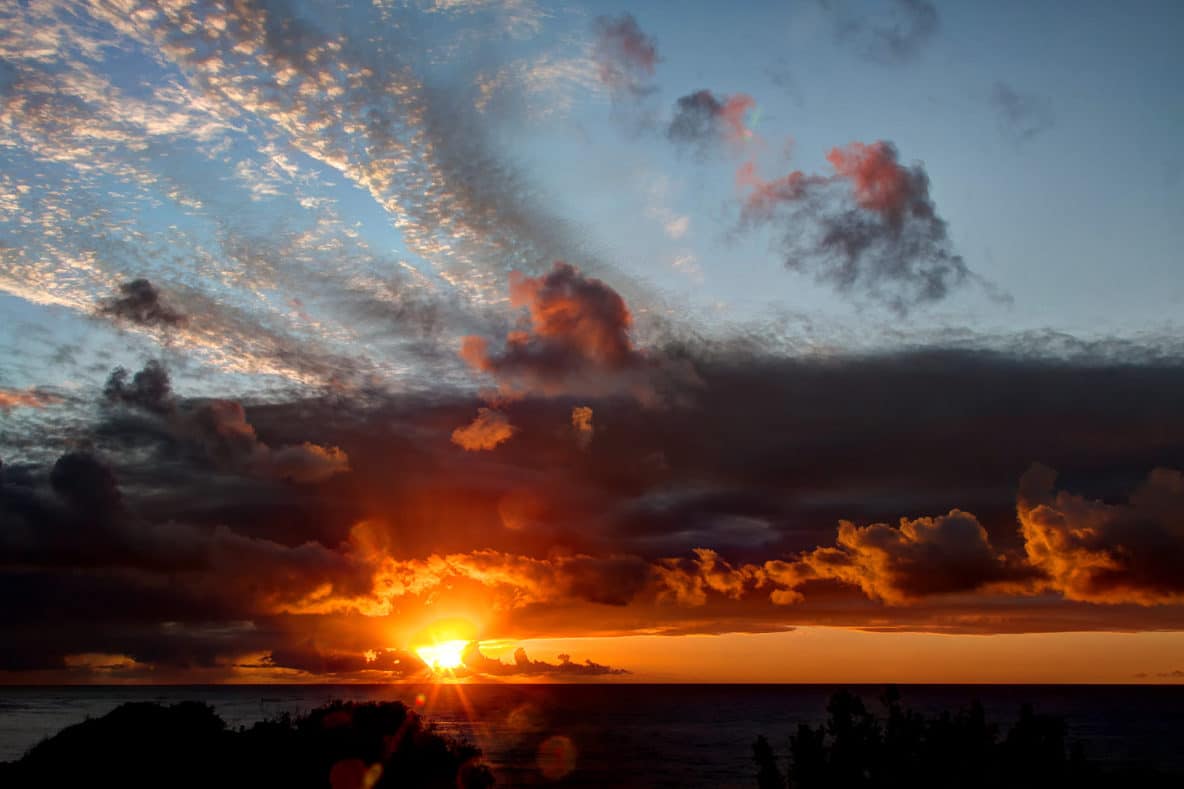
xmin=0 ymin=699 xmax=493 ymax=789
xmin=753 ymin=688 xmax=1179 ymax=789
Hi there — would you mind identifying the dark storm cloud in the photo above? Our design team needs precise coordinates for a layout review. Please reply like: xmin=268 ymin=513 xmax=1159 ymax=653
xmin=0 ymin=449 xmax=358 ymax=614
xmin=738 ymin=141 xmax=977 ymax=313
xmin=99 ymin=279 xmax=186 ymax=328
xmin=104 ymin=360 xmax=172 ymax=414
xmin=991 ymin=81 xmax=1055 ymax=144
xmin=822 ymin=0 xmax=939 ymax=65
xmin=49 ymin=451 xmax=123 ymax=515
xmin=253 ymin=643 xmax=426 ymax=677
xmin=99 ymin=361 xmax=349 ymax=484
xmin=7 ymin=339 xmax=1184 ymax=675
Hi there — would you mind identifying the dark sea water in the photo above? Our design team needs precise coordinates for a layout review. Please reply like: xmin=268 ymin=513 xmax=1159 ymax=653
xmin=2 ymin=684 xmax=1182 ymax=787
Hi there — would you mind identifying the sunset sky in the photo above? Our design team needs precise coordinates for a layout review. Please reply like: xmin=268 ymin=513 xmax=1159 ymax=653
xmin=2 ymin=0 xmax=1184 ymax=684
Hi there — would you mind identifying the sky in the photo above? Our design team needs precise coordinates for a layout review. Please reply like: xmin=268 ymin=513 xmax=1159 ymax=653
xmin=1 ymin=0 xmax=1184 ymax=684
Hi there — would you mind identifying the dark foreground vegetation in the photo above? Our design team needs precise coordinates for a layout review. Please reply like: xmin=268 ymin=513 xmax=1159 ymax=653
xmin=0 ymin=699 xmax=493 ymax=789
xmin=754 ymin=688 xmax=1177 ymax=789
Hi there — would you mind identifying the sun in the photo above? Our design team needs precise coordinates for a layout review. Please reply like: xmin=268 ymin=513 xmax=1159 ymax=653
xmin=416 ymin=639 xmax=468 ymax=671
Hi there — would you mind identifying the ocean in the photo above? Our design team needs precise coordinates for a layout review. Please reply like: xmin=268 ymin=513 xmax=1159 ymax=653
xmin=2 ymin=684 xmax=1182 ymax=786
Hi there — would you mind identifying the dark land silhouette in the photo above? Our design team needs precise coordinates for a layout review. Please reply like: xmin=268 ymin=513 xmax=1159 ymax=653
xmin=2 ymin=687 xmax=1180 ymax=787
xmin=754 ymin=688 xmax=1178 ymax=788
xmin=0 ymin=699 xmax=493 ymax=789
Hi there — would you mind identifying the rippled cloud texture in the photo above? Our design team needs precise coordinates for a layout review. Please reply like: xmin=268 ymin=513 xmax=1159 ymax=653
xmin=1 ymin=0 xmax=1183 ymax=682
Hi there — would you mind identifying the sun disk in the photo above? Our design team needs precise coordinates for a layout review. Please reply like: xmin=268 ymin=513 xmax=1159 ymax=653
xmin=416 ymin=639 xmax=468 ymax=671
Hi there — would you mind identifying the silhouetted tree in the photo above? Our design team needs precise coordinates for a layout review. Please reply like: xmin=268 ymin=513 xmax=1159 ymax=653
xmin=753 ymin=734 xmax=785 ymax=789
xmin=0 ymin=700 xmax=494 ymax=789
xmin=786 ymin=722 xmax=826 ymax=789
xmin=762 ymin=688 xmax=1177 ymax=789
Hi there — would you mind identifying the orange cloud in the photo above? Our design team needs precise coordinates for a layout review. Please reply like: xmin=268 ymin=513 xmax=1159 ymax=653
xmin=1018 ymin=464 xmax=1184 ymax=605
xmin=571 ymin=405 xmax=594 ymax=449
xmin=451 ymin=408 xmax=516 ymax=451
xmin=294 ymin=526 xmax=656 ymax=618
xmin=0 ymin=387 xmax=60 ymax=412
xmin=655 ymin=548 xmax=763 ymax=606
xmin=460 ymin=262 xmax=647 ymax=398
xmin=267 ymin=442 xmax=350 ymax=483
xmin=766 ymin=510 xmax=1037 ymax=605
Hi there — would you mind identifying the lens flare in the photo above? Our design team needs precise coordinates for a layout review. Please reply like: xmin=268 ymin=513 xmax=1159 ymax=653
xmin=537 ymin=735 xmax=578 ymax=780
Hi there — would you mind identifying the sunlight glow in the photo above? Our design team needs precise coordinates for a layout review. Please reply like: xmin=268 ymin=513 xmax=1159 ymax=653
xmin=416 ymin=639 xmax=468 ymax=671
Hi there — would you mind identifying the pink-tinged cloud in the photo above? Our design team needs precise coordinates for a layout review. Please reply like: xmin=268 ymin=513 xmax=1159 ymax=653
xmin=735 ymin=140 xmax=974 ymax=313
xmin=720 ymin=94 xmax=756 ymax=142
xmin=460 ymin=262 xmax=646 ymax=397
xmin=451 ymin=408 xmax=516 ymax=451
xmin=593 ymin=13 xmax=659 ymax=96
xmin=736 ymin=161 xmax=825 ymax=218
xmin=668 ymin=90 xmax=758 ymax=151
xmin=827 ymin=141 xmax=919 ymax=223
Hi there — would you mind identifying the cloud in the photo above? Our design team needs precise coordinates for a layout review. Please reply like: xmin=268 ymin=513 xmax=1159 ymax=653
xmin=254 ymin=643 xmax=426 ymax=677
xmin=822 ymin=0 xmax=939 ymax=65
xmin=103 ymin=360 xmax=172 ymax=414
xmin=651 ymin=508 xmax=1037 ymax=609
xmin=184 ymin=398 xmax=350 ymax=483
xmin=351 ymin=548 xmax=653 ymax=612
xmin=461 ymin=643 xmax=628 ymax=676
xmin=991 ymin=82 xmax=1055 ymax=144
xmin=49 ymin=451 xmax=123 ymax=516
xmin=655 ymin=548 xmax=763 ymax=606
xmin=8 ymin=343 xmax=1184 ymax=676
xmin=460 ymin=262 xmax=649 ymax=398
xmin=265 ymin=442 xmax=351 ymax=485
xmin=826 ymin=141 xmax=927 ymax=223
xmin=571 ymin=406 xmax=594 ymax=449
xmin=667 ymin=90 xmax=756 ymax=153
xmin=452 ymin=408 xmax=516 ymax=451
xmin=738 ymin=141 xmax=975 ymax=313
xmin=103 ymin=361 xmax=350 ymax=484
xmin=1 ymin=448 xmax=357 ymax=607
xmin=99 ymin=279 xmax=186 ymax=328
xmin=765 ymin=510 xmax=1038 ymax=605
xmin=0 ymin=388 xmax=59 ymax=412
xmin=1018 ymin=464 xmax=1184 ymax=605
xmin=593 ymin=13 xmax=659 ymax=97
xmin=0 ymin=0 xmax=645 ymax=394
